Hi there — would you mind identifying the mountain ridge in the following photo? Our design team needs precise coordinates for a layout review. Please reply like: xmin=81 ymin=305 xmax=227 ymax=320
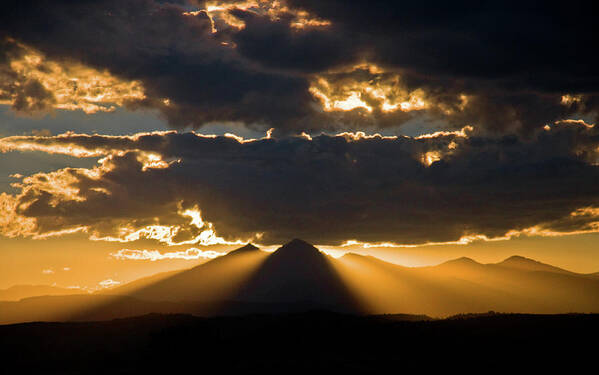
xmin=0 ymin=284 xmax=82 ymax=302
xmin=3 ymin=240 xmax=599 ymax=323
xmin=495 ymin=255 xmax=574 ymax=275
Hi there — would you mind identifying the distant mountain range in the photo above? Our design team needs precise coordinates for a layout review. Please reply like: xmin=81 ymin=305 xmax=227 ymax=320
xmin=0 ymin=284 xmax=82 ymax=301
xmin=2 ymin=239 xmax=599 ymax=324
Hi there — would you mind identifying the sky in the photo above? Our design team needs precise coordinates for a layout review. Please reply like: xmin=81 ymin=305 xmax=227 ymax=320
xmin=0 ymin=0 xmax=598 ymax=290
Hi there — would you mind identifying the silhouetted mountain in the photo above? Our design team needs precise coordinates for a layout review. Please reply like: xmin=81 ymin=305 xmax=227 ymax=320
xmin=497 ymin=255 xmax=574 ymax=275
xmin=335 ymin=252 xmax=599 ymax=316
xmin=106 ymin=269 xmax=182 ymax=296
xmin=3 ymin=243 xmax=599 ymax=324
xmin=0 ymin=285 xmax=81 ymax=301
xmin=0 ymin=295 xmax=186 ymax=324
xmin=111 ymin=239 xmax=361 ymax=313
xmin=109 ymin=243 xmax=269 ymax=304
xmin=341 ymin=252 xmax=410 ymax=270
xmin=0 ymin=294 xmax=326 ymax=324
xmin=435 ymin=256 xmax=485 ymax=271
xmin=233 ymin=239 xmax=361 ymax=312
xmin=226 ymin=243 xmax=259 ymax=255
xmin=110 ymin=245 xmax=261 ymax=298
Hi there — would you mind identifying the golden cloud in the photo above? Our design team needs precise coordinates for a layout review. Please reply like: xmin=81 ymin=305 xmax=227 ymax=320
xmin=98 ymin=279 xmax=121 ymax=288
xmin=0 ymin=140 xmax=255 ymax=245
xmin=91 ymin=206 xmax=249 ymax=247
xmin=1 ymin=123 xmax=598 ymax=247
xmin=561 ymin=94 xmax=583 ymax=106
xmin=1 ymin=162 xmax=254 ymax=245
xmin=0 ymin=40 xmax=145 ymax=114
xmin=186 ymin=1 xmax=331 ymax=33
xmin=0 ymin=192 xmax=37 ymax=237
xmin=0 ymin=129 xmax=271 ymax=158
xmin=309 ymin=63 xmax=429 ymax=114
xmin=110 ymin=247 xmax=224 ymax=261
xmin=337 ymin=222 xmax=599 ymax=250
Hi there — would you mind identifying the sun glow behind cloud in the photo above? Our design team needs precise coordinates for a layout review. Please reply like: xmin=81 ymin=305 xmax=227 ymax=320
xmin=1 ymin=121 xmax=599 ymax=251
xmin=333 ymin=212 xmax=599 ymax=250
xmin=0 ymin=40 xmax=145 ymax=114
xmin=98 ymin=278 xmax=121 ymax=288
xmin=110 ymin=247 xmax=224 ymax=261
xmin=184 ymin=1 xmax=331 ymax=34
xmin=91 ymin=206 xmax=250 ymax=247
xmin=309 ymin=64 xmax=429 ymax=114
xmin=0 ymin=134 xmax=258 ymax=245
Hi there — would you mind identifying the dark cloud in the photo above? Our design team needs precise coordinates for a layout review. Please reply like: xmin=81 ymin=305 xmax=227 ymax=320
xmin=2 ymin=122 xmax=598 ymax=245
xmin=1 ymin=0 xmax=597 ymax=134
xmin=0 ymin=0 xmax=315 ymax=132
xmin=230 ymin=11 xmax=352 ymax=73
xmin=0 ymin=40 xmax=56 ymax=113
xmin=284 ymin=0 xmax=599 ymax=133
xmin=287 ymin=1 xmax=598 ymax=83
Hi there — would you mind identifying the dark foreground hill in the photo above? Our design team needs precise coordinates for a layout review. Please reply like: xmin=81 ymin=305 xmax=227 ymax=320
xmin=0 ymin=312 xmax=596 ymax=374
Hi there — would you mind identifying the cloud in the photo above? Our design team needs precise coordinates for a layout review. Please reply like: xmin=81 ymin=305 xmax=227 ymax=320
xmin=0 ymin=1 xmax=314 ymax=132
xmin=0 ymin=192 xmax=37 ymax=237
xmin=1 ymin=120 xmax=598 ymax=245
xmin=111 ymin=248 xmax=224 ymax=261
xmin=283 ymin=0 xmax=599 ymax=134
xmin=98 ymin=279 xmax=121 ymax=288
xmin=42 ymin=269 xmax=54 ymax=274
xmin=0 ymin=0 xmax=596 ymax=135
xmin=0 ymin=39 xmax=145 ymax=114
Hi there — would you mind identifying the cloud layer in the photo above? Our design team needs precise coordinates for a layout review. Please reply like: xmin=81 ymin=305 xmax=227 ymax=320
xmin=1 ymin=0 xmax=597 ymax=134
xmin=1 ymin=121 xmax=598 ymax=245
xmin=111 ymin=248 xmax=224 ymax=261
xmin=1 ymin=1 xmax=598 ymax=247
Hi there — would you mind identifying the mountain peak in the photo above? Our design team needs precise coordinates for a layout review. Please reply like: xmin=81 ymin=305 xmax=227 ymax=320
xmin=340 ymin=252 xmax=365 ymax=260
xmin=226 ymin=243 xmax=259 ymax=256
xmin=442 ymin=256 xmax=480 ymax=266
xmin=500 ymin=255 xmax=546 ymax=267
xmin=269 ymin=239 xmax=323 ymax=262
xmin=234 ymin=238 xmax=360 ymax=311
xmin=239 ymin=243 xmax=259 ymax=251
xmin=503 ymin=255 xmax=533 ymax=263
xmin=277 ymin=239 xmax=320 ymax=253
xmin=498 ymin=255 xmax=571 ymax=274
xmin=287 ymin=238 xmax=314 ymax=247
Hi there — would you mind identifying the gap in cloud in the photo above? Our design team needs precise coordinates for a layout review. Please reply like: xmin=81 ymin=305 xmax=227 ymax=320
xmin=0 ymin=151 xmax=99 ymax=193
xmin=0 ymin=105 xmax=170 ymax=137
xmin=0 ymin=104 xmax=281 ymax=139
